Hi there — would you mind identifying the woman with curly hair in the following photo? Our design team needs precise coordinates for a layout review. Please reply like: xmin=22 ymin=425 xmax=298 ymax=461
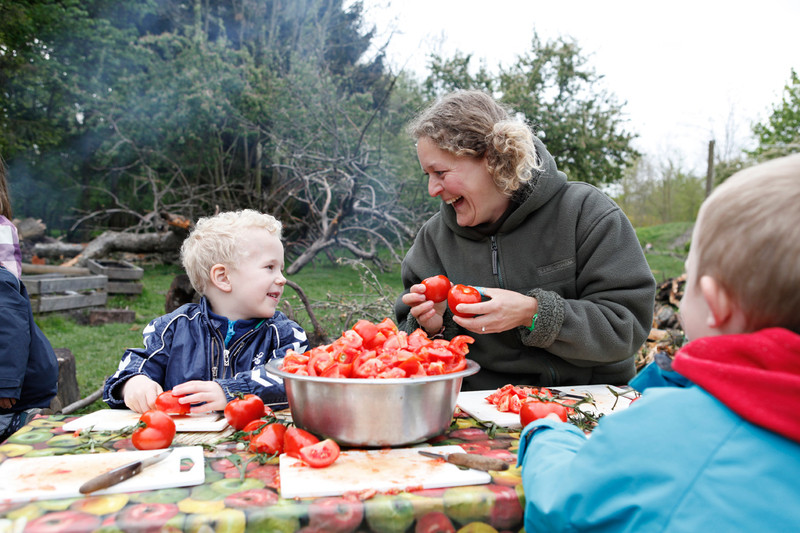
xmin=396 ymin=90 xmax=656 ymax=389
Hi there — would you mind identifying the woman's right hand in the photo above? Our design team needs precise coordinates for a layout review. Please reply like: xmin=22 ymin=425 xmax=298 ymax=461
xmin=402 ymin=283 xmax=447 ymax=336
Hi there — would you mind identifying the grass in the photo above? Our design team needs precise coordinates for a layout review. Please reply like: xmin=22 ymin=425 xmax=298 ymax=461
xmin=34 ymin=223 xmax=690 ymax=415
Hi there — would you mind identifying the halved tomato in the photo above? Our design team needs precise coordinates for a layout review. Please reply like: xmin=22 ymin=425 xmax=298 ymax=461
xmin=298 ymin=439 xmax=340 ymax=468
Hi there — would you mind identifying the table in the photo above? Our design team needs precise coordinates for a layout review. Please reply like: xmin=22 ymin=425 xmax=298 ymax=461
xmin=0 ymin=410 xmax=524 ymax=533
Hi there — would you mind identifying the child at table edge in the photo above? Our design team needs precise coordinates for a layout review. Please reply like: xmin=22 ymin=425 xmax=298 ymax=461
xmin=103 ymin=209 xmax=309 ymax=413
xmin=0 ymin=264 xmax=59 ymax=442
xmin=517 ymin=153 xmax=800 ymax=531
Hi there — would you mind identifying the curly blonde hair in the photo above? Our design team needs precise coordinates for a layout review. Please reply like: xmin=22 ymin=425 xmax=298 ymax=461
xmin=181 ymin=209 xmax=283 ymax=295
xmin=407 ymin=90 xmax=541 ymax=195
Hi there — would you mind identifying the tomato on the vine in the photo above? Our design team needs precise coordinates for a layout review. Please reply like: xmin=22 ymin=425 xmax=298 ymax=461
xmin=284 ymin=427 xmax=320 ymax=459
xmin=249 ymin=422 xmax=287 ymax=455
xmin=154 ymin=390 xmax=190 ymax=415
xmin=298 ymin=439 xmax=340 ymax=468
xmin=421 ymin=275 xmax=450 ymax=303
xmin=132 ymin=410 xmax=176 ymax=450
xmin=224 ymin=394 xmax=265 ymax=430
xmin=448 ymin=284 xmax=482 ymax=318
xmin=520 ymin=399 xmax=569 ymax=426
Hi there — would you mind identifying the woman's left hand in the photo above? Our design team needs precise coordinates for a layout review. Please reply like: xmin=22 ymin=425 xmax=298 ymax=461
xmin=452 ymin=287 xmax=538 ymax=334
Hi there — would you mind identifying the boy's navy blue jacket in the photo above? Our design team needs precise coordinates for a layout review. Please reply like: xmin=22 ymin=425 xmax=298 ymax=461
xmin=0 ymin=266 xmax=59 ymax=413
xmin=103 ymin=297 xmax=309 ymax=408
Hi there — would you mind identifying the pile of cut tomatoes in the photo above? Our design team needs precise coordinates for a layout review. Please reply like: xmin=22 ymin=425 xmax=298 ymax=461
xmin=486 ymin=384 xmax=573 ymax=426
xmin=281 ymin=318 xmax=474 ymax=379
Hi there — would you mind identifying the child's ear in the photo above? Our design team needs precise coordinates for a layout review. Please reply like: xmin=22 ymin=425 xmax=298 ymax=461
xmin=699 ymin=275 xmax=733 ymax=329
xmin=209 ymin=264 xmax=232 ymax=293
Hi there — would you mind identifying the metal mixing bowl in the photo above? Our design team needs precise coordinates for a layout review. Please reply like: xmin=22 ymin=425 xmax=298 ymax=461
xmin=266 ymin=359 xmax=480 ymax=447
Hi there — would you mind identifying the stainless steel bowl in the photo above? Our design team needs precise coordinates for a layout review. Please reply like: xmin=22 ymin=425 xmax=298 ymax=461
xmin=266 ymin=359 xmax=480 ymax=447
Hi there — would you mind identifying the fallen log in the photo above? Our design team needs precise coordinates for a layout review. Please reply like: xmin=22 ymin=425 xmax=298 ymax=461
xmin=33 ymin=242 xmax=85 ymax=259
xmin=61 ymin=229 xmax=185 ymax=267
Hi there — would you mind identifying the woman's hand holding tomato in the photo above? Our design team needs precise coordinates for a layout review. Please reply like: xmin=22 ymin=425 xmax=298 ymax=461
xmin=132 ymin=410 xmax=176 ymax=450
xmin=450 ymin=286 xmax=539 ymax=336
xmin=401 ymin=275 xmax=454 ymax=336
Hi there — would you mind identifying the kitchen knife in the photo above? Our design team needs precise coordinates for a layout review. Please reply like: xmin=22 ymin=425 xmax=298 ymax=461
xmin=418 ymin=450 xmax=509 ymax=472
xmin=79 ymin=449 xmax=173 ymax=494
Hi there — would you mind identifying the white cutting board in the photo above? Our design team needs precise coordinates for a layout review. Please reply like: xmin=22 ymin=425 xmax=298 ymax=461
xmin=0 ymin=446 xmax=205 ymax=503
xmin=457 ymin=385 xmax=635 ymax=429
xmin=279 ymin=445 xmax=491 ymax=499
xmin=63 ymin=409 xmax=229 ymax=432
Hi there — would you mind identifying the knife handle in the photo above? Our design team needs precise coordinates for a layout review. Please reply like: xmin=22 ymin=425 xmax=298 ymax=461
xmin=79 ymin=461 xmax=143 ymax=494
xmin=448 ymin=453 xmax=509 ymax=472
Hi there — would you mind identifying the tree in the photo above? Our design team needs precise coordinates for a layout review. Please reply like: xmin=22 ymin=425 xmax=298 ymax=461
xmin=498 ymin=33 xmax=638 ymax=186
xmin=750 ymin=69 xmax=800 ymax=161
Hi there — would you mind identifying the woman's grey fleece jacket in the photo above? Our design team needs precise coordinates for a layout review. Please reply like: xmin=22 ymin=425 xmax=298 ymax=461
xmin=395 ymin=138 xmax=656 ymax=390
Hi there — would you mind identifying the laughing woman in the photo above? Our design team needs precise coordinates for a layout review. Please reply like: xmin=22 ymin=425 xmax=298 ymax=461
xmin=395 ymin=90 xmax=655 ymax=390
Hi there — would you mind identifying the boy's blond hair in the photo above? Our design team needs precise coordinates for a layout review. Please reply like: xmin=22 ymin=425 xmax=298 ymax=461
xmin=695 ymin=153 xmax=800 ymax=333
xmin=181 ymin=209 xmax=282 ymax=295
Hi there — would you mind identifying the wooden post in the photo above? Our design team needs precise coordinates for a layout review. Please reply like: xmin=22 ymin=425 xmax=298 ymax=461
xmin=705 ymin=139 xmax=715 ymax=198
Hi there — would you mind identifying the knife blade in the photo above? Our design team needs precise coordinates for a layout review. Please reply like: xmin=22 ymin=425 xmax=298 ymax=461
xmin=418 ymin=450 xmax=509 ymax=472
xmin=79 ymin=449 xmax=173 ymax=494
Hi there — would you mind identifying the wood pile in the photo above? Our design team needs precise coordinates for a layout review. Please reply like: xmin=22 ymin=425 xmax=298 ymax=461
xmin=636 ymin=274 xmax=686 ymax=371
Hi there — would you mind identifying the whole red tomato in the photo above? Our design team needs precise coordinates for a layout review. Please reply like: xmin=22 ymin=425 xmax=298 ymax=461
xmin=447 ymin=284 xmax=481 ymax=318
xmin=132 ymin=410 xmax=176 ymax=450
xmin=298 ymin=438 xmax=340 ymax=468
xmin=520 ymin=399 xmax=569 ymax=426
xmin=154 ymin=390 xmax=189 ymax=415
xmin=284 ymin=426 xmax=320 ymax=459
xmin=249 ymin=422 xmax=287 ymax=455
xmin=421 ymin=275 xmax=450 ymax=303
xmin=224 ymin=394 xmax=265 ymax=430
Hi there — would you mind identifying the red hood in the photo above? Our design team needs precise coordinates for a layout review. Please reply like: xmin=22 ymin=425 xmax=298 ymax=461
xmin=672 ymin=328 xmax=800 ymax=443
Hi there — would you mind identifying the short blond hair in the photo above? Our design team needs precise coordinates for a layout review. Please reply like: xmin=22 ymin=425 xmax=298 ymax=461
xmin=181 ymin=209 xmax=282 ymax=295
xmin=407 ymin=90 xmax=541 ymax=195
xmin=695 ymin=153 xmax=800 ymax=332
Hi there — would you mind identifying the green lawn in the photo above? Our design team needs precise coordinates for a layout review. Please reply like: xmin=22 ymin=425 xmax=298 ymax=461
xmin=34 ymin=222 xmax=690 ymax=414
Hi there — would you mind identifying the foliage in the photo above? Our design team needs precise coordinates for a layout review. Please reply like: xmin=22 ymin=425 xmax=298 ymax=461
xmin=750 ymin=69 xmax=800 ymax=160
xmin=614 ymin=157 xmax=705 ymax=228
xmin=423 ymin=33 xmax=640 ymax=187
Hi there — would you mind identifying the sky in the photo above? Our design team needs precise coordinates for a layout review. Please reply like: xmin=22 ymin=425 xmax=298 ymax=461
xmin=351 ymin=0 xmax=800 ymax=173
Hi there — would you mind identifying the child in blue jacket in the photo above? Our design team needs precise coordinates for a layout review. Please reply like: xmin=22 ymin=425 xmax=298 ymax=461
xmin=518 ymin=154 xmax=800 ymax=531
xmin=0 ymin=265 xmax=59 ymax=442
xmin=103 ymin=210 xmax=309 ymax=413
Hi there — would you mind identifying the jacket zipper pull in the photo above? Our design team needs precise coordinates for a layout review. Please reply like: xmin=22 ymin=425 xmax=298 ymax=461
xmin=491 ymin=236 xmax=498 ymax=275
xmin=223 ymin=349 xmax=230 ymax=368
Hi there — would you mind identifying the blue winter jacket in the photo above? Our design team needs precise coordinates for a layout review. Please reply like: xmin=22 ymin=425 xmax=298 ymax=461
xmin=0 ymin=266 xmax=58 ymax=413
xmin=518 ymin=329 xmax=800 ymax=532
xmin=103 ymin=297 xmax=308 ymax=408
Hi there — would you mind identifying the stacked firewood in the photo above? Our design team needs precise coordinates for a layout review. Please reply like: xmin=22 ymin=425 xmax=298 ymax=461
xmin=635 ymin=274 xmax=687 ymax=372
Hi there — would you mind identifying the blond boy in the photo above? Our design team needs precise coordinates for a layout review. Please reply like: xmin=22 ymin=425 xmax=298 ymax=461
xmin=103 ymin=210 xmax=308 ymax=413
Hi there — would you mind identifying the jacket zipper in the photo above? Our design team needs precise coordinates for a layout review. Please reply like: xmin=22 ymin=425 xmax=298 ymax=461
xmin=490 ymin=236 xmax=504 ymax=287
xmin=222 ymin=329 xmax=259 ymax=379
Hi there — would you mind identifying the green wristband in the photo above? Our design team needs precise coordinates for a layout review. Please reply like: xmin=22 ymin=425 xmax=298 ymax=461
xmin=527 ymin=313 xmax=538 ymax=332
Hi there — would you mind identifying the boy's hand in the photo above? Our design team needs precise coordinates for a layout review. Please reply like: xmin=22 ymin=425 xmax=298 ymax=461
xmin=122 ymin=375 xmax=163 ymax=413
xmin=172 ymin=381 xmax=227 ymax=413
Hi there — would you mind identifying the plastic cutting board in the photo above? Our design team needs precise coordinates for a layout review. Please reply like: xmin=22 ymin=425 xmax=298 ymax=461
xmin=62 ymin=409 xmax=229 ymax=432
xmin=279 ymin=445 xmax=492 ymax=499
xmin=0 ymin=446 xmax=205 ymax=503
xmin=457 ymin=385 xmax=635 ymax=429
